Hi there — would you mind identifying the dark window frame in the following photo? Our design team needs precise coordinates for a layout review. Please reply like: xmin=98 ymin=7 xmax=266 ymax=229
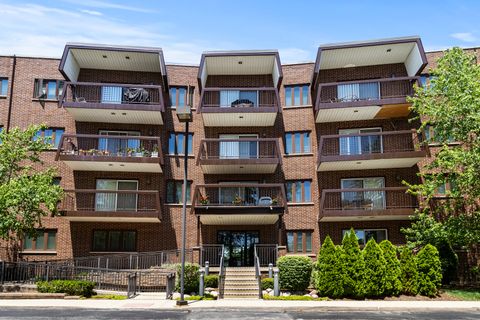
xmin=0 ymin=77 xmax=8 ymax=97
xmin=22 ymin=229 xmax=57 ymax=252
xmin=285 ymin=180 xmax=312 ymax=203
xmin=284 ymin=84 xmax=310 ymax=107
xmin=286 ymin=230 xmax=313 ymax=253
xmin=341 ymin=228 xmax=388 ymax=246
xmin=166 ymin=180 xmax=193 ymax=204
xmin=285 ymin=131 xmax=311 ymax=154
xmin=169 ymin=86 xmax=194 ymax=108
xmin=33 ymin=79 xmax=65 ymax=100
xmin=91 ymin=230 xmax=137 ymax=252
xmin=35 ymin=127 xmax=65 ymax=149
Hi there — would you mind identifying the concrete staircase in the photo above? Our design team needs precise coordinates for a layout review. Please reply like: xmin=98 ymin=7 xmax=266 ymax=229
xmin=223 ymin=267 xmax=259 ymax=299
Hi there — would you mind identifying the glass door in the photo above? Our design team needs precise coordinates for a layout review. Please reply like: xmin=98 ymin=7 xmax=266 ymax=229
xmin=218 ymin=182 xmax=259 ymax=206
xmin=339 ymin=128 xmax=382 ymax=155
xmin=217 ymin=231 xmax=260 ymax=267
xmin=341 ymin=177 xmax=385 ymax=210
xmin=219 ymin=134 xmax=258 ymax=159
xmin=95 ymin=180 xmax=138 ymax=212
xmin=98 ymin=130 xmax=140 ymax=155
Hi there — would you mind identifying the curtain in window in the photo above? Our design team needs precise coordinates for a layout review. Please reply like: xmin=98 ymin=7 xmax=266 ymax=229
xmin=220 ymin=90 xmax=240 ymax=107
xmin=239 ymin=91 xmax=257 ymax=107
xmin=339 ymin=129 xmax=361 ymax=155
xmin=337 ymin=84 xmax=359 ymax=101
xmin=116 ymin=181 xmax=138 ymax=211
xmin=95 ymin=180 xmax=117 ymax=211
xmin=101 ymin=86 xmax=122 ymax=104
xmin=359 ymin=82 xmax=380 ymax=100
xmin=363 ymin=178 xmax=385 ymax=209
xmin=98 ymin=131 xmax=140 ymax=154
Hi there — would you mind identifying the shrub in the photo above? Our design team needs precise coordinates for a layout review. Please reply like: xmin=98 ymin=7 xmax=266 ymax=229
xmin=261 ymin=277 xmax=274 ymax=290
xmin=277 ymin=255 xmax=313 ymax=291
xmin=175 ymin=263 xmax=200 ymax=294
xmin=400 ymin=246 xmax=418 ymax=295
xmin=341 ymin=229 xmax=365 ymax=298
xmin=362 ymin=239 xmax=387 ymax=297
xmin=379 ymin=240 xmax=402 ymax=296
xmin=36 ymin=280 xmax=95 ymax=297
xmin=313 ymin=236 xmax=345 ymax=298
xmin=416 ymin=244 xmax=443 ymax=297
xmin=436 ymin=240 xmax=458 ymax=285
xmin=204 ymin=275 xmax=218 ymax=289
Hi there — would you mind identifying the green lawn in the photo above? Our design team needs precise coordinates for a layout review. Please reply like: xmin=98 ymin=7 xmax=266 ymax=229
xmin=88 ymin=294 xmax=127 ymax=300
xmin=444 ymin=289 xmax=480 ymax=301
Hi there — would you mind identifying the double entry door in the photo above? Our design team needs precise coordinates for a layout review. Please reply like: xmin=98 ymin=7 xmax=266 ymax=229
xmin=95 ymin=179 xmax=138 ymax=212
xmin=217 ymin=231 xmax=260 ymax=267
xmin=219 ymin=134 xmax=259 ymax=160
xmin=339 ymin=128 xmax=383 ymax=156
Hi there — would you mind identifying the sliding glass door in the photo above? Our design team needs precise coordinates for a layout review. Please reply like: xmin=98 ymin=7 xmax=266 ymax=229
xmin=219 ymin=134 xmax=258 ymax=159
xmin=341 ymin=177 xmax=385 ymax=210
xmin=339 ymin=128 xmax=383 ymax=155
xmin=95 ymin=180 xmax=138 ymax=212
xmin=219 ymin=90 xmax=258 ymax=108
xmin=337 ymin=82 xmax=380 ymax=102
xmin=218 ymin=182 xmax=259 ymax=206
xmin=98 ymin=130 xmax=141 ymax=154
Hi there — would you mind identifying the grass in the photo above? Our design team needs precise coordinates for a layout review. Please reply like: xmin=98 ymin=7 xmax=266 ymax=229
xmin=88 ymin=294 xmax=128 ymax=300
xmin=263 ymin=295 xmax=328 ymax=301
xmin=444 ymin=289 xmax=480 ymax=301
xmin=174 ymin=295 xmax=216 ymax=301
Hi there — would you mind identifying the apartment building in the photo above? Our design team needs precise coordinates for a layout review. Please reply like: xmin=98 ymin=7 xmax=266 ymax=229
xmin=0 ymin=36 xmax=446 ymax=267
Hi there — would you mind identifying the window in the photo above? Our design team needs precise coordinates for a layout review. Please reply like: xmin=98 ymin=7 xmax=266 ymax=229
xmin=286 ymin=180 xmax=311 ymax=203
xmin=339 ymin=128 xmax=382 ymax=155
xmin=432 ymin=175 xmax=458 ymax=196
xmin=168 ymin=132 xmax=193 ymax=155
xmin=34 ymin=128 xmax=65 ymax=148
xmin=218 ymin=181 xmax=258 ymax=205
xmin=337 ymin=82 xmax=380 ymax=101
xmin=424 ymin=124 xmax=455 ymax=144
xmin=23 ymin=230 xmax=57 ymax=251
xmin=169 ymin=86 xmax=194 ymax=108
xmin=341 ymin=177 xmax=385 ymax=210
xmin=33 ymin=79 xmax=64 ymax=100
xmin=52 ymin=177 xmax=61 ymax=186
xmin=92 ymin=230 xmax=136 ymax=252
xmin=0 ymin=78 xmax=8 ymax=96
xmin=287 ymin=231 xmax=313 ymax=253
xmin=342 ymin=229 xmax=387 ymax=246
xmin=219 ymin=134 xmax=258 ymax=159
xmin=96 ymin=180 xmax=138 ymax=212
xmin=285 ymin=132 xmax=311 ymax=154
xmin=285 ymin=84 xmax=309 ymax=106
xmin=98 ymin=130 xmax=141 ymax=154
xmin=220 ymin=90 xmax=258 ymax=108
xmin=166 ymin=180 xmax=192 ymax=204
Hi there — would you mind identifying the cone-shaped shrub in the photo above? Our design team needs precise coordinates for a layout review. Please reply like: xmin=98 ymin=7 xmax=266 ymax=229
xmin=416 ymin=244 xmax=443 ymax=297
xmin=314 ymin=236 xmax=345 ymax=298
xmin=400 ymin=246 xmax=418 ymax=295
xmin=379 ymin=240 xmax=402 ymax=296
xmin=341 ymin=229 xmax=365 ymax=298
xmin=362 ymin=238 xmax=386 ymax=297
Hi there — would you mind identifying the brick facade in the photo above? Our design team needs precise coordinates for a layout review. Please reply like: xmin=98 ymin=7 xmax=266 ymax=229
xmin=0 ymin=40 xmax=462 ymax=263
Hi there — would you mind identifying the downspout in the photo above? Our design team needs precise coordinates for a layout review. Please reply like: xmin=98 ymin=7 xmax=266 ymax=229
xmin=6 ymin=55 xmax=16 ymax=132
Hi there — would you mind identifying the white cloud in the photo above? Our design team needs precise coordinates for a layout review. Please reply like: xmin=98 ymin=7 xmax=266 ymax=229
xmin=80 ymin=9 xmax=103 ymax=16
xmin=450 ymin=32 xmax=477 ymax=43
xmin=62 ymin=0 xmax=155 ymax=13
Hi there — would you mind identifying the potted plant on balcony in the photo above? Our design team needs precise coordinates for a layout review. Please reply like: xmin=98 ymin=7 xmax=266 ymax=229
xmin=151 ymin=145 xmax=159 ymax=158
xmin=134 ymin=148 xmax=144 ymax=157
xmin=199 ymin=195 xmax=209 ymax=205
xmin=271 ymin=197 xmax=278 ymax=206
xmin=232 ymin=195 xmax=243 ymax=206
xmin=126 ymin=148 xmax=134 ymax=157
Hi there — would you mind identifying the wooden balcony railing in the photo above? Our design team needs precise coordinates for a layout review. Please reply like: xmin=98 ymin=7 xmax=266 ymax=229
xmin=315 ymin=76 xmax=420 ymax=110
xmin=197 ymin=138 xmax=282 ymax=164
xmin=58 ymin=189 xmax=161 ymax=219
xmin=199 ymin=87 xmax=280 ymax=112
xmin=55 ymin=134 xmax=163 ymax=164
xmin=60 ymin=82 xmax=165 ymax=111
xmin=192 ymin=184 xmax=286 ymax=210
xmin=319 ymin=187 xmax=418 ymax=218
xmin=318 ymin=129 xmax=426 ymax=164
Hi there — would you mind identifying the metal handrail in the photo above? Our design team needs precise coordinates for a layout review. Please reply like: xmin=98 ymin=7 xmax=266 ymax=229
xmin=218 ymin=245 xmax=225 ymax=299
xmin=253 ymin=244 xmax=263 ymax=299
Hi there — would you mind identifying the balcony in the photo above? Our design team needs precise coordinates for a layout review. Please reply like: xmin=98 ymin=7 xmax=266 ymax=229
xmin=60 ymin=82 xmax=165 ymax=124
xmin=197 ymin=138 xmax=281 ymax=174
xmin=199 ymin=87 xmax=280 ymax=126
xmin=55 ymin=134 xmax=163 ymax=173
xmin=319 ymin=187 xmax=418 ymax=221
xmin=317 ymin=130 xmax=427 ymax=171
xmin=58 ymin=189 xmax=161 ymax=223
xmin=315 ymin=77 xmax=419 ymax=123
xmin=192 ymin=184 xmax=286 ymax=225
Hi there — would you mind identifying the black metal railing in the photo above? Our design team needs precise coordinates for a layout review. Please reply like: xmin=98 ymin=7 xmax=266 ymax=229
xmin=218 ymin=246 xmax=226 ymax=299
xmin=253 ymin=246 xmax=262 ymax=299
xmin=255 ymin=244 xmax=278 ymax=267
xmin=200 ymin=245 xmax=224 ymax=267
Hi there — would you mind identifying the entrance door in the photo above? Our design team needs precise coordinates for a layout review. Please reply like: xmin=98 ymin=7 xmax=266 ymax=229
xmin=217 ymin=231 xmax=259 ymax=267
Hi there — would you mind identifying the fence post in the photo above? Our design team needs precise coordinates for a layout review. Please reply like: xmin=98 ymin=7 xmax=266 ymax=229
xmin=0 ymin=261 xmax=4 ymax=284
xmin=160 ymin=252 xmax=164 ymax=266
xmin=45 ymin=264 xmax=50 ymax=282
xmin=97 ymin=257 xmax=101 ymax=269
xmin=268 ymin=263 xmax=273 ymax=278
xmin=129 ymin=255 xmax=133 ymax=269
xmin=273 ymin=269 xmax=279 ymax=297
xmin=136 ymin=256 xmax=139 ymax=270
xmin=205 ymin=261 xmax=209 ymax=276
xmin=106 ymin=258 xmax=109 ymax=270
xmin=199 ymin=270 xmax=205 ymax=297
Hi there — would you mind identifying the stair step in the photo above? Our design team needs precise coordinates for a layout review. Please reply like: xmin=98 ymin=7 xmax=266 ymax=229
xmin=224 ymin=281 xmax=258 ymax=285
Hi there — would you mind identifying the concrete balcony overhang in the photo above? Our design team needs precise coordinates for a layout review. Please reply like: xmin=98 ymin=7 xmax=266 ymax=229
xmin=197 ymin=138 xmax=281 ymax=174
xmin=192 ymin=184 xmax=286 ymax=225
xmin=317 ymin=130 xmax=428 ymax=171
xmin=319 ymin=187 xmax=418 ymax=222
xmin=56 ymin=134 xmax=163 ymax=173
xmin=59 ymin=189 xmax=161 ymax=223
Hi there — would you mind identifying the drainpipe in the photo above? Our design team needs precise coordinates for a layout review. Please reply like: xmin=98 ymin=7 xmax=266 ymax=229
xmin=6 ymin=55 xmax=16 ymax=132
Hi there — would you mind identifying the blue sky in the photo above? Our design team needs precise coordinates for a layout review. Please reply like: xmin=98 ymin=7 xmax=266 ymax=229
xmin=0 ymin=0 xmax=479 ymax=63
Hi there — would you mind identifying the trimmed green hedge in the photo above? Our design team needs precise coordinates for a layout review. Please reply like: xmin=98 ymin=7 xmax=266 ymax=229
xmin=175 ymin=263 xmax=200 ymax=294
xmin=277 ymin=255 xmax=312 ymax=291
xmin=362 ymin=239 xmax=387 ymax=297
xmin=204 ymin=275 xmax=218 ymax=289
xmin=416 ymin=244 xmax=443 ymax=297
xmin=261 ymin=277 xmax=274 ymax=290
xmin=341 ymin=229 xmax=365 ymax=298
xmin=379 ymin=240 xmax=402 ymax=296
xmin=36 ymin=280 xmax=95 ymax=297
xmin=400 ymin=246 xmax=418 ymax=295
xmin=313 ymin=236 xmax=345 ymax=298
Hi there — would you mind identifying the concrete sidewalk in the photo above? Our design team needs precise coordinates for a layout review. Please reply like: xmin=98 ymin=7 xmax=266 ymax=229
xmin=0 ymin=295 xmax=479 ymax=311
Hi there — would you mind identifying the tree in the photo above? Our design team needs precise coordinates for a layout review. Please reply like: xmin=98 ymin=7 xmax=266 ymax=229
xmin=0 ymin=125 xmax=63 ymax=240
xmin=341 ymin=229 xmax=365 ymax=298
xmin=405 ymin=47 xmax=480 ymax=249
xmin=400 ymin=246 xmax=418 ymax=295
xmin=314 ymin=236 xmax=345 ymax=298
xmin=416 ymin=244 xmax=443 ymax=297
xmin=379 ymin=240 xmax=402 ymax=296
xmin=362 ymin=239 xmax=387 ymax=297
